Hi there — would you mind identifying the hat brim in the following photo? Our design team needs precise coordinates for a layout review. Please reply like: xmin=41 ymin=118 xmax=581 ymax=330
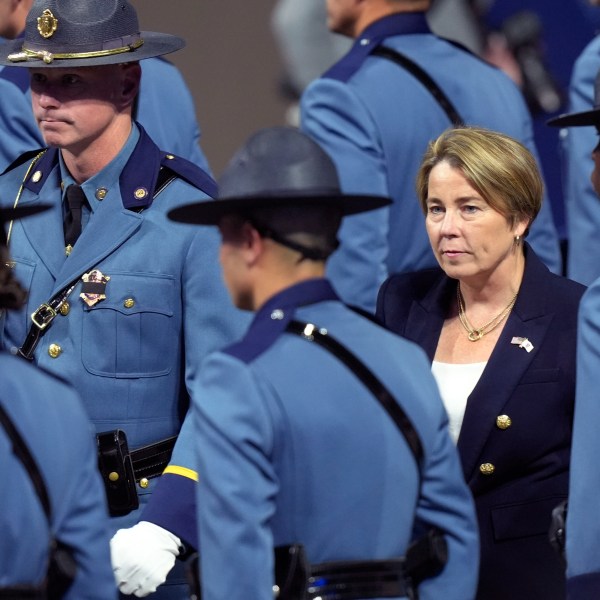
xmin=547 ymin=108 xmax=600 ymax=128
xmin=0 ymin=203 xmax=51 ymax=223
xmin=168 ymin=194 xmax=392 ymax=226
xmin=0 ymin=32 xmax=184 ymax=68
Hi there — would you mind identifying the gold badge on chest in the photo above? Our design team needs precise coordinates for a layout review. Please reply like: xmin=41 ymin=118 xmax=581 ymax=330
xmin=80 ymin=270 xmax=110 ymax=307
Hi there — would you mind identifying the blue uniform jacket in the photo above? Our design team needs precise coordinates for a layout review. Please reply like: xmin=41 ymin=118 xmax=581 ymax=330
xmin=0 ymin=57 xmax=211 ymax=172
xmin=0 ymin=351 xmax=116 ymax=598
xmin=300 ymin=12 xmax=561 ymax=311
xmin=0 ymin=126 xmax=248 ymax=540
xmin=190 ymin=278 xmax=479 ymax=600
xmin=557 ymin=35 xmax=600 ymax=286
xmin=566 ymin=277 xmax=600 ymax=598
xmin=376 ymin=245 xmax=585 ymax=599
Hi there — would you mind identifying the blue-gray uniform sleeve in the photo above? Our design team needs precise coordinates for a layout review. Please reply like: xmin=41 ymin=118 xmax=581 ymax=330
xmin=300 ymin=79 xmax=391 ymax=311
xmin=193 ymin=353 xmax=280 ymax=600
xmin=58 ymin=391 xmax=117 ymax=599
xmin=566 ymin=281 xmax=600 ymax=597
xmin=0 ymin=77 xmax=43 ymax=171
xmin=562 ymin=39 xmax=600 ymax=286
xmin=141 ymin=225 xmax=250 ymax=546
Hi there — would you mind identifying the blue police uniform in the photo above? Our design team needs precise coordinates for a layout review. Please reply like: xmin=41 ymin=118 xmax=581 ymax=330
xmin=190 ymin=278 xmax=479 ymax=600
xmin=0 ymin=351 xmax=116 ymax=598
xmin=0 ymin=123 xmax=248 ymax=598
xmin=557 ymin=35 xmax=600 ymax=285
xmin=300 ymin=12 xmax=561 ymax=311
xmin=0 ymin=57 xmax=211 ymax=172
xmin=566 ymin=278 xmax=600 ymax=597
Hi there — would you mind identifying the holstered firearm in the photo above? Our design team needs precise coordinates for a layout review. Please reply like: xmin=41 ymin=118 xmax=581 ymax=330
xmin=96 ymin=429 xmax=139 ymax=516
xmin=185 ymin=529 xmax=447 ymax=600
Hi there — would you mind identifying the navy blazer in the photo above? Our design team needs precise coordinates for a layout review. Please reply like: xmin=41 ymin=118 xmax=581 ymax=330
xmin=377 ymin=245 xmax=585 ymax=600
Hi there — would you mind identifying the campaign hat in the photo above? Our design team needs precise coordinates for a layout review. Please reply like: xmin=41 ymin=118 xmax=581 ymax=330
xmin=0 ymin=204 xmax=51 ymax=244
xmin=548 ymin=70 xmax=600 ymax=128
xmin=169 ymin=127 xmax=391 ymax=226
xmin=0 ymin=0 xmax=184 ymax=68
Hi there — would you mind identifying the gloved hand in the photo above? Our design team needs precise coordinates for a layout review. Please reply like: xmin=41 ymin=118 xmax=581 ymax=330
xmin=111 ymin=521 xmax=182 ymax=597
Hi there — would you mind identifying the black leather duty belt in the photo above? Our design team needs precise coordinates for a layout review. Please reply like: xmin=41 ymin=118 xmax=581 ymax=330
xmin=305 ymin=559 xmax=408 ymax=600
xmin=130 ymin=435 xmax=178 ymax=481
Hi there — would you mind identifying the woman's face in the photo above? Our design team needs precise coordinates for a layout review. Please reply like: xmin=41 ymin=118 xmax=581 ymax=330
xmin=424 ymin=161 xmax=528 ymax=284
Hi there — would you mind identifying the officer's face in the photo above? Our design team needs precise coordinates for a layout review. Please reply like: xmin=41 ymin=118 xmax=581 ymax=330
xmin=30 ymin=63 xmax=140 ymax=154
xmin=218 ymin=217 xmax=254 ymax=311
xmin=425 ymin=161 xmax=528 ymax=286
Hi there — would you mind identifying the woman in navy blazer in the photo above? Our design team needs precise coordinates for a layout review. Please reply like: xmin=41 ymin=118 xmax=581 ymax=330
xmin=376 ymin=127 xmax=585 ymax=599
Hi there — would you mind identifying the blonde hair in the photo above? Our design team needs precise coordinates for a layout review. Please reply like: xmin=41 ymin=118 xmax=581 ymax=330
xmin=416 ymin=127 xmax=542 ymax=232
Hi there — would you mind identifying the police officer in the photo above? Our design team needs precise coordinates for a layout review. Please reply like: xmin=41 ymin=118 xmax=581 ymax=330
xmin=0 ymin=0 xmax=211 ymax=172
xmin=168 ymin=127 xmax=479 ymax=600
xmin=548 ymin=71 xmax=600 ymax=598
xmin=0 ymin=204 xmax=116 ymax=598
xmin=300 ymin=0 xmax=562 ymax=311
xmin=0 ymin=1 xmax=247 ymax=598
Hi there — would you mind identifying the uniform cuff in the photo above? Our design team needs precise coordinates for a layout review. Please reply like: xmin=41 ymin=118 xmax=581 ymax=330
xmin=141 ymin=472 xmax=198 ymax=550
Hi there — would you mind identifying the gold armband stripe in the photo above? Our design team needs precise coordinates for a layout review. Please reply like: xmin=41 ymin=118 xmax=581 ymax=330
xmin=163 ymin=465 xmax=199 ymax=482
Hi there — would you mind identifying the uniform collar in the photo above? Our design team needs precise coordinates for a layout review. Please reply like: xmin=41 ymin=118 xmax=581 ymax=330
xmin=323 ymin=12 xmax=431 ymax=81
xmin=224 ymin=278 xmax=339 ymax=363
xmin=59 ymin=123 xmax=141 ymax=213
xmin=357 ymin=12 xmax=431 ymax=46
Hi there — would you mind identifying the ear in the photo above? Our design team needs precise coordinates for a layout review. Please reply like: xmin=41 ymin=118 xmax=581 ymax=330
xmin=514 ymin=216 xmax=530 ymax=239
xmin=240 ymin=222 xmax=264 ymax=267
xmin=119 ymin=62 xmax=141 ymax=109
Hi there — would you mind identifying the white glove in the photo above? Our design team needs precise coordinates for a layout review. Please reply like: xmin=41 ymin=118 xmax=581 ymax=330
xmin=111 ymin=521 xmax=182 ymax=597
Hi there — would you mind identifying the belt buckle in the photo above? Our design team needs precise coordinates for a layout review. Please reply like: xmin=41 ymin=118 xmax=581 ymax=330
xmin=30 ymin=303 xmax=57 ymax=330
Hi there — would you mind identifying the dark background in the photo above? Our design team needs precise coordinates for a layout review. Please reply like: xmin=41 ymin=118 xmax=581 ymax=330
xmin=132 ymin=0 xmax=287 ymax=176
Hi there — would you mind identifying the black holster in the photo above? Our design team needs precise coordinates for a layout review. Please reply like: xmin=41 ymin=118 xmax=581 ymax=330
xmin=96 ymin=429 xmax=139 ymax=516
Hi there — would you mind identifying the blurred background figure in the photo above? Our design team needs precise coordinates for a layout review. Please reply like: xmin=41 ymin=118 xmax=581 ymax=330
xmin=299 ymin=0 xmax=561 ymax=312
xmin=0 ymin=204 xmax=116 ymax=599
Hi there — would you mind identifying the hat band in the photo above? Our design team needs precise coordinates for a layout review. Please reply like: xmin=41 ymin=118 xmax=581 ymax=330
xmin=8 ymin=38 xmax=144 ymax=64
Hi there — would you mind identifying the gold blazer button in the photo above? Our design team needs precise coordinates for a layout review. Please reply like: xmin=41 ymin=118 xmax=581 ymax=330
xmin=48 ymin=343 xmax=62 ymax=358
xmin=479 ymin=463 xmax=495 ymax=475
xmin=496 ymin=415 xmax=512 ymax=430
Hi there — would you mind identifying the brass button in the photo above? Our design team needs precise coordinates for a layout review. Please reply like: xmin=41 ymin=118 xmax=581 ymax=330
xmin=496 ymin=415 xmax=512 ymax=430
xmin=95 ymin=187 xmax=107 ymax=200
xmin=139 ymin=478 xmax=149 ymax=489
xmin=59 ymin=302 xmax=70 ymax=316
xmin=124 ymin=298 xmax=135 ymax=309
xmin=108 ymin=472 xmax=119 ymax=482
xmin=134 ymin=187 xmax=148 ymax=200
xmin=48 ymin=343 xmax=62 ymax=358
xmin=165 ymin=154 xmax=175 ymax=160
xmin=480 ymin=463 xmax=495 ymax=475
xmin=31 ymin=170 xmax=42 ymax=183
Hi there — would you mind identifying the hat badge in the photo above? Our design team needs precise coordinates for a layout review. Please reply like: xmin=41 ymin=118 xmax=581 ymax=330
xmin=37 ymin=9 xmax=58 ymax=39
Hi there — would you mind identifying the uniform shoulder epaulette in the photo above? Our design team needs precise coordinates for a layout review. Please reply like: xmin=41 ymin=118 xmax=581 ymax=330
xmin=1 ymin=148 xmax=47 ymax=177
xmin=159 ymin=153 xmax=217 ymax=199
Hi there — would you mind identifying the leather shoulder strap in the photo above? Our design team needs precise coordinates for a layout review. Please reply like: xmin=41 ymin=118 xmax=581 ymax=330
xmin=285 ymin=320 xmax=424 ymax=468
xmin=0 ymin=402 xmax=51 ymax=521
xmin=371 ymin=45 xmax=464 ymax=126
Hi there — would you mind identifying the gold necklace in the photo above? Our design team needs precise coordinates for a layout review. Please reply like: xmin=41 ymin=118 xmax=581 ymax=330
xmin=457 ymin=284 xmax=518 ymax=342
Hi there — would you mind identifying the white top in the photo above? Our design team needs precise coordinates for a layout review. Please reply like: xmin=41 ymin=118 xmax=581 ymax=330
xmin=431 ymin=361 xmax=487 ymax=444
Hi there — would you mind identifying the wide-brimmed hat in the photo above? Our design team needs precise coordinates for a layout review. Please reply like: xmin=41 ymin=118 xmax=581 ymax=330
xmin=168 ymin=127 xmax=391 ymax=226
xmin=1 ymin=204 xmax=51 ymax=244
xmin=0 ymin=0 xmax=184 ymax=68
xmin=547 ymin=70 xmax=600 ymax=128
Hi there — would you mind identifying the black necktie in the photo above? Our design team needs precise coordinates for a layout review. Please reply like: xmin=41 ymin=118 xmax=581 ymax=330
xmin=63 ymin=184 xmax=87 ymax=248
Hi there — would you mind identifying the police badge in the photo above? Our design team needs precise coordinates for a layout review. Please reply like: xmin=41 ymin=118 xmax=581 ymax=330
xmin=80 ymin=270 xmax=110 ymax=307
xmin=37 ymin=9 xmax=58 ymax=39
